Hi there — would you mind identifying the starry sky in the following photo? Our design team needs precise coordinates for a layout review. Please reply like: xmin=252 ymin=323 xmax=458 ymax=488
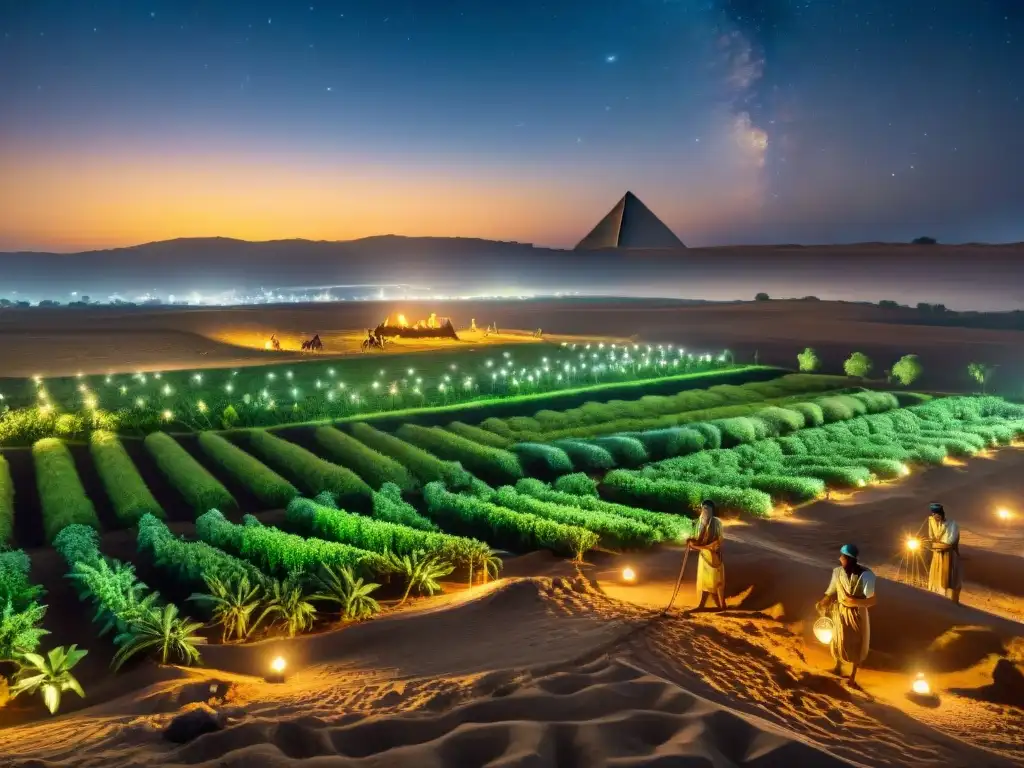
xmin=1 ymin=0 xmax=1022 ymax=252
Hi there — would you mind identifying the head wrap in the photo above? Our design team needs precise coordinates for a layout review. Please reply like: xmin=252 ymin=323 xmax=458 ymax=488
xmin=929 ymin=502 xmax=945 ymax=518
xmin=840 ymin=543 xmax=859 ymax=559
xmin=700 ymin=499 xmax=715 ymax=512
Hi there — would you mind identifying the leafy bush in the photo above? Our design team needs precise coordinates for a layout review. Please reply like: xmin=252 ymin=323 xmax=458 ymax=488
xmin=313 ymin=427 xmax=417 ymax=492
xmin=196 ymin=509 xmax=388 ymax=577
xmin=197 ymin=431 xmax=298 ymax=508
xmin=0 ymin=454 xmax=13 ymax=545
xmin=137 ymin=512 xmax=257 ymax=590
xmin=396 ymin=424 xmax=523 ymax=484
xmin=511 ymin=442 xmax=574 ymax=477
xmin=89 ymin=431 xmax=164 ymax=525
xmin=33 ymin=438 xmax=100 ymax=541
xmin=789 ymin=402 xmax=824 ymax=427
xmin=549 ymin=440 xmax=616 ymax=472
xmin=422 ymin=482 xmax=598 ymax=559
xmin=0 ymin=549 xmax=44 ymax=608
xmin=286 ymin=497 xmax=489 ymax=568
xmin=590 ymin=435 xmax=649 ymax=467
xmin=754 ymin=407 xmax=805 ymax=436
xmin=446 ymin=421 xmax=512 ymax=448
xmin=371 ymin=483 xmax=438 ymax=531
xmin=246 ymin=429 xmax=372 ymax=511
xmin=349 ymin=423 xmax=472 ymax=489
xmin=492 ymin=486 xmax=660 ymax=549
xmin=144 ymin=432 xmax=238 ymax=516
xmin=635 ymin=427 xmax=705 ymax=460
xmin=710 ymin=417 xmax=761 ymax=448
xmin=514 ymin=478 xmax=693 ymax=541
xmin=553 ymin=472 xmax=598 ymax=497
xmin=687 ymin=422 xmax=723 ymax=450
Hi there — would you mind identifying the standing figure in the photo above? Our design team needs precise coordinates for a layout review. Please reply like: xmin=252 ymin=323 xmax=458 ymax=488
xmin=687 ymin=499 xmax=725 ymax=611
xmin=927 ymin=502 xmax=962 ymax=604
xmin=816 ymin=544 xmax=876 ymax=685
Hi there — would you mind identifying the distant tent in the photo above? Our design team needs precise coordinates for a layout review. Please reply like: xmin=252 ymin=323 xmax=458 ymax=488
xmin=575 ymin=191 xmax=685 ymax=250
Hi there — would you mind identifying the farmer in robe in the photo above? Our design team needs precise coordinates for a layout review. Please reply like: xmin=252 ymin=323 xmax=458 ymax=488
xmin=687 ymin=499 xmax=725 ymax=611
xmin=927 ymin=502 xmax=962 ymax=604
xmin=816 ymin=543 xmax=877 ymax=685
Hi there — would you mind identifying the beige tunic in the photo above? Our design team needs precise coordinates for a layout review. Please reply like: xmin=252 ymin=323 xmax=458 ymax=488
xmin=928 ymin=518 xmax=962 ymax=594
xmin=694 ymin=517 xmax=725 ymax=594
xmin=825 ymin=566 xmax=875 ymax=665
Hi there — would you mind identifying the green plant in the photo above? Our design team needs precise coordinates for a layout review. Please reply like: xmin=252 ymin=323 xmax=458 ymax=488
xmin=552 ymin=472 xmax=598 ymax=497
xmin=397 ymin=424 xmax=524 ymax=485
xmin=468 ymin=548 xmax=503 ymax=586
xmin=891 ymin=355 xmax=923 ymax=387
xmin=10 ymin=645 xmax=88 ymax=715
xmin=256 ymin=575 xmax=318 ymax=637
xmin=0 ymin=454 xmax=14 ymax=545
xmin=590 ymin=435 xmax=649 ymax=467
xmin=445 ymin=421 xmax=512 ymax=448
xmin=198 ymin=432 xmax=299 ymax=508
xmin=312 ymin=564 xmax=381 ymax=621
xmin=112 ymin=603 xmax=206 ymax=670
xmin=967 ymin=362 xmax=992 ymax=393
xmin=246 ymin=429 xmax=373 ymax=510
xmin=144 ymin=432 xmax=238 ymax=516
xmin=0 ymin=601 xmax=49 ymax=662
xmin=349 ymin=423 xmax=473 ymax=489
xmin=32 ymin=438 xmax=100 ymax=541
xmin=313 ymin=427 xmax=418 ymax=492
xmin=221 ymin=404 xmax=240 ymax=429
xmin=549 ymin=440 xmax=616 ymax=471
xmin=386 ymin=550 xmax=454 ymax=604
xmin=188 ymin=573 xmax=264 ymax=643
xmin=0 ymin=550 xmax=44 ymax=608
xmin=511 ymin=442 xmax=574 ymax=477
xmin=843 ymin=352 xmax=872 ymax=378
xmin=371 ymin=483 xmax=438 ymax=531
xmin=90 ymin=430 xmax=164 ymax=524
xmin=797 ymin=347 xmax=821 ymax=373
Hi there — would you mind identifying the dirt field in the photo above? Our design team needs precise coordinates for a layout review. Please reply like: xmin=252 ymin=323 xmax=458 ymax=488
xmin=1 ymin=299 xmax=1022 ymax=391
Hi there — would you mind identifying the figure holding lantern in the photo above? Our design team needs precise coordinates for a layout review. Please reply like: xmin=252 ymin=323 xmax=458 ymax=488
xmin=816 ymin=543 xmax=877 ymax=685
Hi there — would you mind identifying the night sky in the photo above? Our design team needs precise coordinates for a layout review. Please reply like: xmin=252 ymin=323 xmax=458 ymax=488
xmin=1 ymin=1 xmax=1022 ymax=251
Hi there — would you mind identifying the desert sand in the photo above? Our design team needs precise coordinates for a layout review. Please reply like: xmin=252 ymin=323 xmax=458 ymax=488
xmin=3 ymin=453 xmax=1024 ymax=766
xmin=1 ymin=298 xmax=1023 ymax=389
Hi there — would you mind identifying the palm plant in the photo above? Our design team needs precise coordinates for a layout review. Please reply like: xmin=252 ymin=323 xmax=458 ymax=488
xmin=256 ymin=575 xmax=318 ymax=638
xmin=312 ymin=564 xmax=381 ymax=621
xmin=10 ymin=645 xmax=88 ymax=715
xmin=188 ymin=574 xmax=264 ymax=643
xmin=112 ymin=603 xmax=206 ymax=670
xmin=386 ymin=550 xmax=454 ymax=605
xmin=466 ymin=548 xmax=504 ymax=586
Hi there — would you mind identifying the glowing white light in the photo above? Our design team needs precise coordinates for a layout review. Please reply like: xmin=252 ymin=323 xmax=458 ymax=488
xmin=270 ymin=656 xmax=286 ymax=673
xmin=911 ymin=674 xmax=931 ymax=696
xmin=622 ymin=567 xmax=636 ymax=582
xmin=162 ymin=409 xmax=173 ymax=421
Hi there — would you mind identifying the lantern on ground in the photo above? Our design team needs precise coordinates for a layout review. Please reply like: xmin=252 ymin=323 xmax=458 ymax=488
xmin=266 ymin=656 xmax=287 ymax=684
xmin=911 ymin=673 xmax=930 ymax=696
xmin=621 ymin=567 xmax=637 ymax=583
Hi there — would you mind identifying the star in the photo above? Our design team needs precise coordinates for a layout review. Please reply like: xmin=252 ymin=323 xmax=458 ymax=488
xmin=605 ymin=54 xmax=617 ymax=63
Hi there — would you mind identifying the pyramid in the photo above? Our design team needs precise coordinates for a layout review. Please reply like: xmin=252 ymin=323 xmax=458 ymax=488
xmin=574 ymin=191 xmax=685 ymax=250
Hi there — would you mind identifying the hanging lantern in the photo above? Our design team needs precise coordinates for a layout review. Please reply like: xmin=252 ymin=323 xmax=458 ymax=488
xmin=813 ymin=616 xmax=834 ymax=645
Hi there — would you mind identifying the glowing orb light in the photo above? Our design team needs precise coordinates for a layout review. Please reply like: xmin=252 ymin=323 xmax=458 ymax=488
xmin=813 ymin=616 xmax=834 ymax=645
xmin=997 ymin=508 xmax=1012 ymax=521
xmin=266 ymin=655 xmax=288 ymax=683
xmin=911 ymin=673 xmax=931 ymax=696
xmin=621 ymin=567 xmax=637 ymax=583
xmin=264 ymin=341 xmax=272 ymax=350
xmin=899 ymin=464 xmax=910 ymax=476
xmin=905 ymin=537 xmax=921 ymax=552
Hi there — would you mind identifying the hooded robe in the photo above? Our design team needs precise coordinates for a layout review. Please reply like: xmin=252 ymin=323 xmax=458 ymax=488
xmin=927 ymin=517 xmax=963 ymax=595
xmin=825 ymin=564 xmax=875 ymax=665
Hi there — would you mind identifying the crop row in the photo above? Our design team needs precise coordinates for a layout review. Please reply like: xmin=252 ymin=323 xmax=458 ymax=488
xmin=602 ymin=396 xmax=1024 ymax=517
xmin=473 ymin=374 xmax=854 ymax=442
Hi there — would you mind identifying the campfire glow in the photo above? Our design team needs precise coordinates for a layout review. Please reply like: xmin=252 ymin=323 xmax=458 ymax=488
xmin=621 ymin=567 xmax=636 ymax=583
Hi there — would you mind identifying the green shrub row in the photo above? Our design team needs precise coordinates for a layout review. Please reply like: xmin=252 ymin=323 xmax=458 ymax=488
xmin=198 ymin=432 xmax=299 ymax=508
xmin=491 ymin=486 xmax=660 ymax=550
xmin=314 ymin=427 xmax=418 ymax=492
xmin=372 ymin=483 xmax=438 ymax=531
xmin=514 ymin=478 xmax=693 ymax=541
xmin=0 ymin=454 xmax=13 ymax=545
xmin=602 ymin=470 xmax=775 ymax=517
xmin=549 ymin=440 xmax=616 ymax=472
xmin=553 ymin=472 xmax=598 ymax=496
xmin=90 ymin=430 xmax=164 ymax=524
xmin=286 ymin=497 xmax=490 ymax=568
xmin=137 ymin=512 xmax=257 ymax=590
xmin=590 ymin=435 xmax=649 ymax=467
xmin=0 ymin=548 xmax=44 ymax=608
xmin=396 ymin=424 xmax=523 ymax=484
xmin=245 ymin=429 xmax=372 ymax=511
xmin=446 ymin=421 xmax=513 ymax=449
xmin=422 ymin=482 xmax=599 ymax=559
xmin=511 ymin=442 xmax=574 ymax=477
xmin=349 ymin=423 xmax=472 ymax=488
xmin=144 ymin=432 xmax=238 ymax=516
xmin=196 ymin=509 xmax=388 ymax=578
xmin=33 ymin=438 xmax=100 ymax=541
